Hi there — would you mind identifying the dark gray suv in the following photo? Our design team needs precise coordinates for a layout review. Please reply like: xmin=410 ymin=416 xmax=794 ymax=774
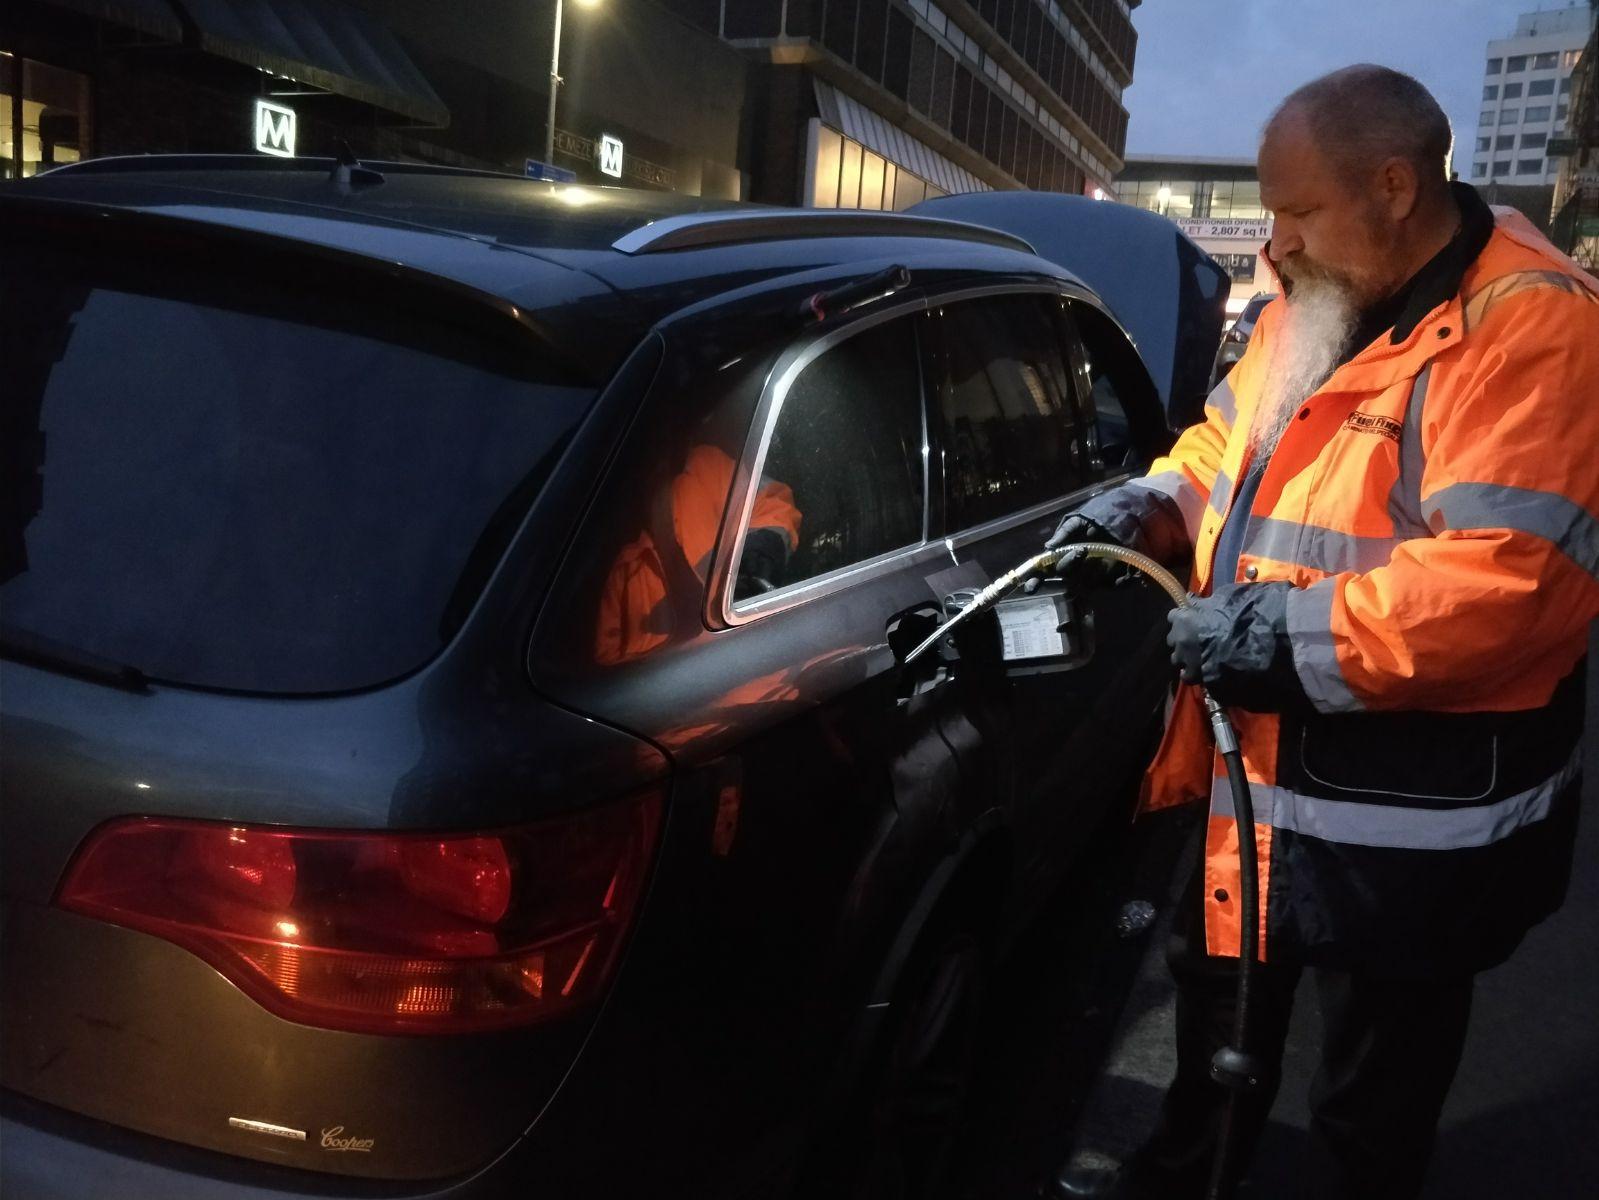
xmin=0 ymin=158 xmax=1226 ymax=1199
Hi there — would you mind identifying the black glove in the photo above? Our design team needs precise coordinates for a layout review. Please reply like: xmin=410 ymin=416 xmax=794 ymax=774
xmin=1039 ymin=513 xmax=1139 ymax=588
xmin=1166 ymin=582 xmax=1308 ymax=712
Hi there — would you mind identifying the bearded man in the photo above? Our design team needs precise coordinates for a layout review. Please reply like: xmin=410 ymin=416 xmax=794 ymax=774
xmin=1051 ymin=65 xmax=1599 ymax=1200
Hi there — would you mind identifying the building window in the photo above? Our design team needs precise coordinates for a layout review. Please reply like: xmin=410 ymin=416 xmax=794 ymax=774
xmin=806 ymin=121 xmax=941 ymax=212
xmin=1472 ymin=162 xmax=1487 ymax=178
xmin=1533 ymin=52 xmax=1558 ymax=70
xmin=1479 ymin=110 xmax=1494 ymax=127
xmin=1562 ymin=49 xmax=1581 ymax=69
xmin=1528 ymin=78 xmax=1555 ymax=97
xmin=0 ymin=53 xmax=91 ymax=179
xmin=1506 ymin=55 xmax=1528 ymax=72
xmin=1557 ymin=104 xmax=1568 ymax=124
xmin=1496 ymin=134 xmax=1516 ymax=150
xmin=1525 ymin=105 xmax=1551 ymax=123
xmin=1476 ymin=135 xmax=1492 ymax=152
xmin=1483 ymin=84 xmax=1499 ymax=101
xmin=1560 ymin=76 xmax=1573 ymax=94
xmin=1486 ymin=57 xmax=1502 ymax=74
xmin=1499 ymin=108 xmax=1519 ymax=124
xmin=1503 ymin=81 xmax=1523 ymax=98
xmin=1517 ymin=157 xmax=1543 ymax=175
xmin=1492 ymin=160 xmax=1512 ymax=177
xmin=1522 ymin=131 xmax=1547 ymax=149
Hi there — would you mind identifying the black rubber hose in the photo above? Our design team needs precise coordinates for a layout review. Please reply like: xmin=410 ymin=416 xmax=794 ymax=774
xmin=1205 ymin=734 xmax=1259 ymax=1200
xmin=900 ymin=545 xmax=1263 ymax=1198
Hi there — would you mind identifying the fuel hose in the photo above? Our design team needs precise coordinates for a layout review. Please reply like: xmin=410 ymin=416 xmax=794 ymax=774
xmin=903 ymin=542 xmax=1261 ymax=1200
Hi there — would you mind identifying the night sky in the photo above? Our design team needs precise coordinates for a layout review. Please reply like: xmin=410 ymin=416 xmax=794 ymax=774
xmin=1121 ymin=0 xmax=1577 ymax=176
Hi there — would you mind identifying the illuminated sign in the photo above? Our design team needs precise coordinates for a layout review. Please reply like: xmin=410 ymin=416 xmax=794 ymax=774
xmin=1175 ymin=217 xmax=1273 ymax=243
xmin=254 ymin=99 xmax=297 ymax=158
xmin=598 ymin=134 xmax=624 ymax=179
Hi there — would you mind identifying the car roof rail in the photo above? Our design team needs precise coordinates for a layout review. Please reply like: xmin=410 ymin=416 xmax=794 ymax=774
xmin=36 ymin=153 xmax=521 ymax=182
xmin=611 ymin=209 xmax=1036 ymax=256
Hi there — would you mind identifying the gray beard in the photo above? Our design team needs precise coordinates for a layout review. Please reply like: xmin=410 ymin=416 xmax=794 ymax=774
xmin=1248 ymin=277 xmax=1359 ymax=462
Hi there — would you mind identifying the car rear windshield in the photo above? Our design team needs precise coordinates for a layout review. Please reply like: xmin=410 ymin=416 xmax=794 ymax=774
xmin=1 ymin=220 xmax=594 ymax=694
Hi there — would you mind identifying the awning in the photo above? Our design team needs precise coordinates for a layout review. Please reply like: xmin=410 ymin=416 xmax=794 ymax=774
xmin=39 ymin=0 xmax=185 ymax=41
xmin=814 ymin=79 xmax=990 ymax=198
xmin=171 ymin=0 xmax=449 ymax=127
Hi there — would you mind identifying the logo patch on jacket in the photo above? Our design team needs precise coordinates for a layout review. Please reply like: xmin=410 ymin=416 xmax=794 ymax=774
xmin=1342 ymin=411 xmax=1403 ymax=442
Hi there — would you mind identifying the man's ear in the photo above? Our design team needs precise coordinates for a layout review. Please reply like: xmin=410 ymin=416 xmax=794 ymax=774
xmin=1376 ymin=155 xmax=1421 ymax=222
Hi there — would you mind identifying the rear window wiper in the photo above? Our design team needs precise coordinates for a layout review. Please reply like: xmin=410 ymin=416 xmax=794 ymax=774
xmin=0 ymin=624 xmax=150 ymax=692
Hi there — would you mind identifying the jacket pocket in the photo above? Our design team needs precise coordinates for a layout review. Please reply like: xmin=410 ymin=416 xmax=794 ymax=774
xmin=1288 ymin=710 xmax=1499 ymax=806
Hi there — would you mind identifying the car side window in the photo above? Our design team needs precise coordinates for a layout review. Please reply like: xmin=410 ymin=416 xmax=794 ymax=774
xmin=931 ymin=294 xmax=1085 ymax=531
xmin=1068 ymin=300 xmax=1159 ymax=473
xmin=733 ymin=316 xmax=925 ymax=603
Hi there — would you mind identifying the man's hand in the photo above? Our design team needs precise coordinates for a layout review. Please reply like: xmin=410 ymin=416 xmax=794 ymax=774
xmin=1167 ymin=582 xmax=1308 ymax=712
xmin=1040 ymin=513 xmax=1138 ymax=588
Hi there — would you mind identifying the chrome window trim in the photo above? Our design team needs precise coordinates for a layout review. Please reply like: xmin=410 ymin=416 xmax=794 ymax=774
xmin=942 ymin=476 xmax=1134 ymax=555
xmin=712 ymin=280 xmax=1122 ymax=629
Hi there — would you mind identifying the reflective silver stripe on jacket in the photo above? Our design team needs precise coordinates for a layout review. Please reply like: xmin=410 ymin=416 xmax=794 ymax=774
xmin=1388 ymin=363 xmax=1433 ymax=539
xmin=1241 ymin=517 xmax=1401 ymax=574
xmin=1127 ymin=470 xmax=1207 ymax=544
xmin=1424 ymin=481 xmax=1599 ymax=582
xmin=1285 ymin=578 xmax=1365 ymax=714
xmin=1208 ymin=467 xmax=1234 ymax=516
xmin=1206 ymin=377 xmax=1239 ymax=427
xmin=1208 ymin=750 xmax=1580 ymax=851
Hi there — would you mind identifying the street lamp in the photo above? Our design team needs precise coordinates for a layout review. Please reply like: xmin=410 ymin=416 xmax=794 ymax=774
xmin=544 ymin=0 xmax=601 ymax=169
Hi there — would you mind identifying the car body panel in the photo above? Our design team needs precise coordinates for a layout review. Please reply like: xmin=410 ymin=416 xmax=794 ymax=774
xmin=1 ymin=159 xmax=1196 ymax=1197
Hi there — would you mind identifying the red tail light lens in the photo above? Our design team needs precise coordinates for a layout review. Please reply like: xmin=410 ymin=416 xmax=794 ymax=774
xmin=56 ymin=794 xmax=661 ymax=1035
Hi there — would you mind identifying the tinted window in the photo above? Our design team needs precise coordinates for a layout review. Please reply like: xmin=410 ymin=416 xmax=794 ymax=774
xmin=733 ymin=317 xmax=924 ymax=601
xmin=934 ymin=295 xmax=1084 ymax=530
xmin=1 ymin=236 xmax=591 ymax=693
xmin=1069 ymin=300 xmax=1162 ymax=468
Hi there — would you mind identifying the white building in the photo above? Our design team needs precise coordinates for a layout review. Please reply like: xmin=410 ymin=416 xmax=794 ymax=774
xmin=1473 ymin=6 xmax=1596 ymax=187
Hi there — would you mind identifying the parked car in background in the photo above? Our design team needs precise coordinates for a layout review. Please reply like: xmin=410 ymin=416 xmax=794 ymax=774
xmin=1210 ymin=290 xmax=1277 ymax=389
xmin=1 ymin=158 xmax=1216 ymax=1200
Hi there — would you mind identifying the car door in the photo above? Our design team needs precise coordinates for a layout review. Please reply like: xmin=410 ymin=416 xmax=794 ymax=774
xmin=923 ymin=287 xmax=1172 ymax=912
xmin=525 ymin=295 xmax=988 ymax=1188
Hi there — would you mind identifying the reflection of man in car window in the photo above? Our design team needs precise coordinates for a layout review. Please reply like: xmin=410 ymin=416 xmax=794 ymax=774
xmin=596 ymin=445 xmax=800 ymax=666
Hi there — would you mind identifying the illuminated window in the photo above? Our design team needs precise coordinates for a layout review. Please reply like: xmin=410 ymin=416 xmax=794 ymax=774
xmin=1 ymin=53 xmax=91 ymax=179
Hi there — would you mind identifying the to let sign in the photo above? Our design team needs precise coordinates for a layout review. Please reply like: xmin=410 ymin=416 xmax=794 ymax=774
xmin=1175 ymin=217 xmax=1272 ymax=243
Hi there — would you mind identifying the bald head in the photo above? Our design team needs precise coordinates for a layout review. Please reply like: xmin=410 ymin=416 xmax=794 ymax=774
xmin=1259 ymin=65 xmax=1463 ymax=311
xmin=1266 ymin=65 xmax=1453 ymax=203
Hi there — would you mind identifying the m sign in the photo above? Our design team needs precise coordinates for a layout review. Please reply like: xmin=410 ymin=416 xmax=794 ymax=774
xmin=598 ymin=134 xmax=624 ymax=179
xmin=254 ymin=99 xmax=297 ymax=158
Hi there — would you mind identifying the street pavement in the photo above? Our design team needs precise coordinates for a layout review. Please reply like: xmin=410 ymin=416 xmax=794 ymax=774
xmin=956 ymin=630 xmax=1599 ymax=1199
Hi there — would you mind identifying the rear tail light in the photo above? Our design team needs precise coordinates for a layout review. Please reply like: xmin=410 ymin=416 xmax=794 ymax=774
xmin=56 ymin=794 xmax=661 ymax=1035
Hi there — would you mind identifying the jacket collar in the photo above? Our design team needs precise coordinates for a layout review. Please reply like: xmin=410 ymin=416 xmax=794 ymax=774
xmin=1314 ymin=183 xmax=1495 ymax=394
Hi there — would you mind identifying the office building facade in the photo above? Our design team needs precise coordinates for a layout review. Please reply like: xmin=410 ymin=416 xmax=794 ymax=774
xmin=1473 ymin=6 xmax=1594 ymax=188
xmin=1117 ymin=155 xmax=1271 ymax=314
xmin=1550 ymin=6 xmax=1598 ymax=267
xmin=2 ymin=0 xmax=748 ymax=197
xmin=661 ymin=0 xmax=1139 ymax=209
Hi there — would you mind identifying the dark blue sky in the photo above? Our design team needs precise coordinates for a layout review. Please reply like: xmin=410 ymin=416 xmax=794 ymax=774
xmin=1122 ymin=0 xmax=1568 ymax=175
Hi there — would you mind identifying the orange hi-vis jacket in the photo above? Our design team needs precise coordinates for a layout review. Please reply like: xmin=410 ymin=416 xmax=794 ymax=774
xmin=596 ymin=445 xmax=801 ymax=666
xmin=1131 ymin=208 xmax=1599 ymax=974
